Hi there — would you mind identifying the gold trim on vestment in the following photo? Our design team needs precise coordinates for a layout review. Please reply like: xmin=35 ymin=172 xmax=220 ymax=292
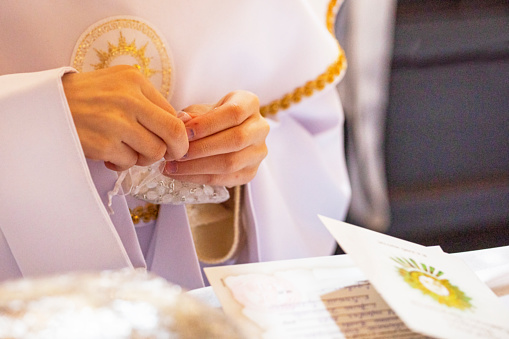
xmin=260 ymin=0 xmax=347 ymax=117
xmin=130 ymin=203 xmax=160 ymax=225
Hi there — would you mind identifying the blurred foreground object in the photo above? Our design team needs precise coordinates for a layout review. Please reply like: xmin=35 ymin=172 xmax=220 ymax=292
xmin=0 ymin=270 xmax=247 ymax=339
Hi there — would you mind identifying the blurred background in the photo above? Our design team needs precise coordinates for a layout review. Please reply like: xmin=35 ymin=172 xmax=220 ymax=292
xmin=335 ymin=0 xmax=509 ymax=253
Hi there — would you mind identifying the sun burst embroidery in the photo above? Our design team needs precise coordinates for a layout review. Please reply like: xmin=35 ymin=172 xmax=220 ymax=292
xmin=392 ymin=257 xmax=472 ymax=310
xmin=92 ymin=32 xmax=156 ymax=78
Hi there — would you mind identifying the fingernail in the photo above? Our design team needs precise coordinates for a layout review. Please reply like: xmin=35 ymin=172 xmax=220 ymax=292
xmin=186 ymin=127 xmax=195 ymax=140
xmin=164 ymin=161 xmax=178 ymax=174
xmin=177 ymin=111 xmax=192 ymax=123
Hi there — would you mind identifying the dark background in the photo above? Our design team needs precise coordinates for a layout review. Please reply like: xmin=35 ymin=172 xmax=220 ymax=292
xmin=339 ymin=0 xmax=509 ymax=253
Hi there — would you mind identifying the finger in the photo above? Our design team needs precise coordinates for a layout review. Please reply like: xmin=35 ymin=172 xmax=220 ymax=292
xmin=184 ymin=91 xmax=259 ymax=140
xmin=177 ymin=111 xmax=192 ymax=123
xmin=102 ymin=142 xmax=139 ymax=171
xmin=105 ymin=161 xmax=124 ymax=172
xmin=183 ymin=115 xmax=268 ymax=160
xmin=164 ymin=166 xmax=260 ymax=187
xmin=121 ymin=124 xmax=167 ymax=166
xmin=163 ymin=144 xmax=267 ymax=176
xmin=76 ymin=126 xmax=139 ymax=171
xmin=136 ymin=77 xmax=189 ymax=160
xmin=182 ymin=104 xmax=212 ymax=117
xmin=139 ymin=75 xmax=177 ymax=116
xmin=134 ymin=100 xmax=189 ymax=160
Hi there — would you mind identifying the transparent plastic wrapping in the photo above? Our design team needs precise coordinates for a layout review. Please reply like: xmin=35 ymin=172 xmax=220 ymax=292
xmin=107 ymin=111 xmax=229 ymax=212
xmin=107 ymin=159 xmax=229 ymax=213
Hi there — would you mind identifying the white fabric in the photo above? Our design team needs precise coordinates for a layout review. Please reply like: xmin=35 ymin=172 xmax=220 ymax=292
xmin=0 ymin=0 xmax=350 ymax=287
xmin=0 ymin=69 xmax=133 ymax=278
xmin=252 ymin=88 xmax=350 ymax=260
xmin=338 ymin=0 xmax=397 ymax=231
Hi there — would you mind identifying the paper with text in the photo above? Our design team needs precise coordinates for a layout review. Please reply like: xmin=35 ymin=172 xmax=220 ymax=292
xmin=206 ymin=255 xmax=432 ymax=338
xmin=320 ymin=215 xmax=509 ymax=339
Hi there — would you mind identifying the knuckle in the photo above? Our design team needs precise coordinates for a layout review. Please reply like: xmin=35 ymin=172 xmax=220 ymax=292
xmin=262 ymin=119 xmax=270 ymax=135
xmin=249 ymin=92 xmax=260 ymax=109
xmin=222 ymin=153 xmax=242 ymax=173
xmin=112 ymin=64 xmax=135 ymax=72
xmin=227 ymin=102 xmax=245 ymax=125
xmin=260 ymin=144 xmax=269 ymax=160
xmin=198 ymin=141 xmax=211 ymax=155
xmin=95 ymin=139 xmax=116 ymax=161
xmin=100 ymin=140 xmax=137 ymax=169
xmin=146 ymin=142 xmax=166 ymax=162
xmin=109 ymin=65 xmax=143 ymax=87
xmin=243 ymin=167 xmax=257 ymax=183
xmin=164 ymin=120 xmax=187 ymax=156
xmin=167 ymin=119 xmax=185 ymax=139
xmin=110 ymin=91 xmax=136 ymax=110
xmin=118 ymin=67 xmax=147 ymax=91
xmin=231 ymin=128 xmax=249 ymax=150
xmin=122 ymin=65 xmax=143 ymax=79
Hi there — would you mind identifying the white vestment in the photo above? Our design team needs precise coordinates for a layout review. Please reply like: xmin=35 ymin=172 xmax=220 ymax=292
xmin=0 ymin=0 xmax=350 ymax=289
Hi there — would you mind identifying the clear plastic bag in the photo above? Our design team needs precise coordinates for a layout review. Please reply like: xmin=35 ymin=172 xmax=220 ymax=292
xmin=107 ymin=111 xmax=229 ymax=212
xmin=107 ymin=159 xmax=229 ymax=213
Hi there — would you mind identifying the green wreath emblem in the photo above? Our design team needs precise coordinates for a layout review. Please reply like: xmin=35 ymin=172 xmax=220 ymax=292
xmin=392 ymin=257 xmax=472 ymax=310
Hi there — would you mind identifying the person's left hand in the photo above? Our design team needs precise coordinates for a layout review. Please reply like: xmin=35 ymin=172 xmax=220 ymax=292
xmin=162 ymin=90 xmax=269 ymax=187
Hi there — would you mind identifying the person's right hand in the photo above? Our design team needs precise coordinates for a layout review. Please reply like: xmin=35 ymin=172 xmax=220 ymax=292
xmin=62 ymin=65 xmax=188 ymax=171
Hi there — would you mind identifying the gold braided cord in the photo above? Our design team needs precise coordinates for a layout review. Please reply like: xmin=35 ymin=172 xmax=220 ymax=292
xmin=260 ymin=0 xmax=346 ymax=117
xmin=326 ymin=0 xmax=342 ymax=34
xmin=130 ymin=203 xmax=160 ymax=224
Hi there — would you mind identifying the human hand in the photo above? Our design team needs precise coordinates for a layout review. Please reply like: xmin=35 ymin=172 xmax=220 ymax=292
xmin=163 ymin=90 xmax=269 ymax=187
xmin=62 ymin=65 xmax=189 ymax=171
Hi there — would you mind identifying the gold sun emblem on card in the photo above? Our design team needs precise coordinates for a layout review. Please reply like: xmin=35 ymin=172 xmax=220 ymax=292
xmin=392 ymin=257 xmax=472 ymax=310
xmin=71 ymin=16 xmax=174 ymax=99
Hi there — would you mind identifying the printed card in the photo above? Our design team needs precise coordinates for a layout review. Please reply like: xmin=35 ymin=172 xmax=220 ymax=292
xmin=205 ymin=216 xmax=509 ymax=338
xmin=320 ymin=215 xmax=509 ymax=339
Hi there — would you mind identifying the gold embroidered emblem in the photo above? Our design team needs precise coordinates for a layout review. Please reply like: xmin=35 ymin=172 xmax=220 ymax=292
xmin=70 ymin=16 xmax=174 ymax=99
xmin=92 ymin=32 xmax=157 ymax=79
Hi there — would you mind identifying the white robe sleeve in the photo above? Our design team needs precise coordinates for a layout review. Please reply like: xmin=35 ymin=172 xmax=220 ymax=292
xmin=0 ymin=68 xmax=134 ymax=279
